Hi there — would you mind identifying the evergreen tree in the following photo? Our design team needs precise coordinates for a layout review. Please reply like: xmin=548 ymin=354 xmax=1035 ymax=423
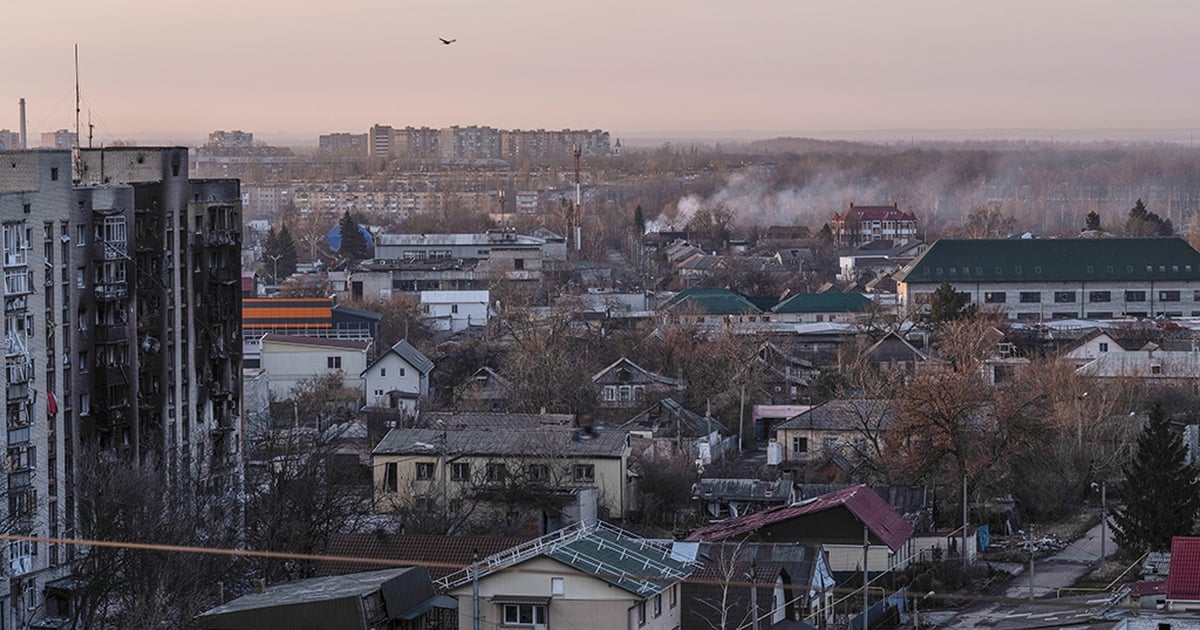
xmin=924 ymin=281 xmax=976 ymax=326
xmin=337 ymin=211 xmax=371 ymax=261
xmin=1110 ymin=404 xmax=1200 ymax=554
xmin=1125 ymin=199 xmax=1174 ymax=237
xmin=261 ymin=225 xmax=298 ymax=283
xmin=1085 ymin=211 xmax=1102 ymax=231
xmin=633 ymin=204 xmax=646 ymax=234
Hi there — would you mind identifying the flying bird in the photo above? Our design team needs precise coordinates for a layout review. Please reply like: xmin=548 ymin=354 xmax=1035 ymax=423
xmin=439 ymin=37 xmax=457 ymax=45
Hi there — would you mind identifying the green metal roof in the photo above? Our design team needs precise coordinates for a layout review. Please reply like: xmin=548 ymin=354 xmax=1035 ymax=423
xmin=546 ymin=525 xmax=692 ymax=597
xmin=895 ymin=237 xmax=1200 ymax=284
xmin=771 ymin=292 xmax=871 ymax=313
xmin=662 ymin=289 xmax=762 ymax=315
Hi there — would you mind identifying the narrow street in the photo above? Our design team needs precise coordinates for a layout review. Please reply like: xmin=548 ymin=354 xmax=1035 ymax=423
xmin=932 ymin=520 xmax=1115 ymax=628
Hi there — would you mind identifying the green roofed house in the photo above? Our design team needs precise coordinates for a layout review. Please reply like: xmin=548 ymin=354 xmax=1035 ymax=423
xmin=661 ymin=288 xmax=762 ymax=317
xmin=894 ymin=237 xmax=1200 ymax=321
xmin=436 ymin=521 xmax=694 ymax=630
xmin=770 ymin=292 xmax=873 ymax=323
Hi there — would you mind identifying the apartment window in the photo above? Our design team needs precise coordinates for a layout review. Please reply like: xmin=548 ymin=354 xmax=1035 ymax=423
xmin=50 ymin=167 xmax=58 ymax=181
xmin=415 ymin=462 xmax=434 ymax=480
xmin=22 ymin=204 xmax=30 ymax=214
xmin=792 ymin=436 xmax=808 ymax=454
xmin=573 ymin=463 xmax=595 ymax=482
xmin=984 ymin=291 xmax=1006 ymax=304
xmin=1053 ymin=291 xmax=1076 ymax=303
xmin=327 ymin=356 xmax=342 ymax=369
xmin=1099 ymin=342 xmax=1109 ymax=352
xmin=76 ymin=225 xmax=86 ymax=246
xmin=551 ymin=577 xmax=565 ymax=596
xmin=451 ymin=462 xmax=470 ymax=482
xmin=451 ymin=304 xmax=459 ymax=314
xmin=380 ymin=368 xmax=385 ymax=377
xmin=514 ymin=258 xmax=525 ymax=270
xmin=1088 ymin=291 xmax=1111 ymax=303
xmin=503 ymin=604 xmax=546 ymax=626
xmin=383 ymin=463 xmax=398 ymax=492
xmin=654 ymin=593 xmax=662 ymax=617
xmin=1126 ymin=290 xmax=1147 ymax=302
xmin=528 ymin=463 xmax=549 ymax=481
xmin=1160 ymin=290 xmax=1181 ymax=302
xmin=670 ymin=584 xmax=677 ymax=608
xmin=1152 ymin=365 xmax=1162 ymax=375
xmin=486 ymin=463 xmax=507 ymax=483
xmin=637 ymin=600 xmax=647 ymax=626
xmin=1193 ymin=290 xmax=1200 ymax=301
xmin=1019 ymin=292 xmax=1040 ymax=303
xmin=79 ymin=393 xmax=89 ymax=416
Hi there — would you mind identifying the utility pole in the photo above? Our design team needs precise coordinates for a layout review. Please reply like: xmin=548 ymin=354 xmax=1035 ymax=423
xmin=472 ymin=549 xmax=481 ymax=630
xmin=962 ymin=474 xmax=968 ymax=574
xmin=863 ymin=524 xmax=870 ymax=630
xmin=748 ymin=561 xmax=759 ymax=630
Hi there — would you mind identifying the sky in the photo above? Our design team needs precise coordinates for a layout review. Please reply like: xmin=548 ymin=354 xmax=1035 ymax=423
xmin=5 ymin=0 xmax=1200 ymax=145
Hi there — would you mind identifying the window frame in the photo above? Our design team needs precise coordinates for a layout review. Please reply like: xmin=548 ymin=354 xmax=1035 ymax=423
xmin=415 ymin=461 xmax=435 ymax=481
xmin=573 ymin=463 xmax=595 ymax=482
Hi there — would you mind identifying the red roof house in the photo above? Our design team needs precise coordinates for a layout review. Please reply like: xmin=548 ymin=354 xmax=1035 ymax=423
xmin=1167 ymin=536 xmax=1200 ymax=611
xmin=685 ymin=485 xmax=914 ymax=575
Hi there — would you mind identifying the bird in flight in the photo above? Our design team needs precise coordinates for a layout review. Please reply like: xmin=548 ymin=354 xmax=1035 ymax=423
xmin=439 ymin=37 xmax=457 ymax=45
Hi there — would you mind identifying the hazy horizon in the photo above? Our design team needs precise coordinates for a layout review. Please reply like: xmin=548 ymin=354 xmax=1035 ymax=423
xmin=7 ymin=0 xmax=1200 ymax=146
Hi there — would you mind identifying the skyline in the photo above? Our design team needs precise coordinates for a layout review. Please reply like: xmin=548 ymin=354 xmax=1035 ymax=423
xmin=5 ymin=0 xmax=1200 ymax=145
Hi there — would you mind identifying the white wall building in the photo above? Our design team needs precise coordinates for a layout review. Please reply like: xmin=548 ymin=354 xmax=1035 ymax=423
xmin=259 ymin=334 xmax=371 ymax=399
xmin=362 ymin=340 xmax=434 ymax=417
xmin=419 ymin=290 xmax=490 ymax=332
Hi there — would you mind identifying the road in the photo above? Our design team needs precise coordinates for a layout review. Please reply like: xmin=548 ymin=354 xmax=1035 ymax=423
xmin=932 ymin=520 xmax=1115 ymax=628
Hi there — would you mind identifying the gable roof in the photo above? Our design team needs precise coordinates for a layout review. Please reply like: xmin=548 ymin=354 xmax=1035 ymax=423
xmin=318 ymin=533 xmax=527 ymax=580
xmin=417 ymin=411 xmax=573 ymax=431
xmin=261 ymin=333 xmax=371 ymax=352
xmin=592 ymin=357 xmax=685 ymax=388
xmin=372 ymin=426 xmax=628 ymax=458
xmin=693 ymin=478 xmax=793 ymax=503
xmin=771 ymin=292 xmax=871 ymax=314
xmin=684 ymin=484 xmax=914 ymax=551
xmin=621 ymin=398 xmax=727 ymax=438
xmin=443 ymin=522 xmax=693 ymax=598
xmin=895 ymin=237 xmax=1200 ymax=284
xmin=1168 ymin=536 xmax=1200 ymax=602
xmin=363 ymin=339 xmax=434 ymax=376
xmin=661 ymin=288 xmax=762 ymax=315
xmin=863 ymin=332 xmax=929 ymax=363
xmin=1077 ymin=350 xmax=1200 ymax=378
xmin=776 ymin=399 xmax=892 ymax=432
xmin=835 ymin=204 xmax=916 ymax=222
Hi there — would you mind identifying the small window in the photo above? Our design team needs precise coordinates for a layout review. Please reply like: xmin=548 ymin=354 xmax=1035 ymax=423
xmin=1152 ymin=364 xmax=1162 ymax=375
xmin=1160 ymin=290 xmax=1181 ymax=302
xmin=792 ymin=436 xmax=808 ymax=454
xmin=984 ymin=291 xmax=1006 ymax=304
xmin=1034 ymin=266 xmax=1042 ymax=273
xmin=1088 ymin=291 xmax=1111 ymax=303
xmin=415 ymin=462 xmax=434 ymax=480
xmin=551 ymin=577 xmax=565 ymax=596
xmin=327 ymin=356 xmax=342 ymax=369
xmin=528 ymin=463 xmax=549 ymax=481
xmin=573 ymin=463 xmax=595 ymax=482
xmin=1019 ymin=292 xmax=1041 ymax=303
xmin=451 ymin=462 xmax=470 ymax=481
xmin=380 ymin=368 xmax=386 ymax=377
xmin=486 ymin=463 xmax=506 ymax=482
xmin=1054 ymin=291 xmax=1076 ymax=303
xmin=670 ymin=584 xmax=678 ymax=608
xmin=451 ymin=304 xmax=459 ymax=314
xmin=637 ymin=600 xmax=646 ymax=626
xmin=22 ymin=204 xmax=30 ymax=214
xmin=1099 ymin=342 xmax=1109 ymax=353
xmin=654 ymin=593 xmax=662 ymax=617
xmin=50 ymin=167 xmax=58 ymax=181
xmin=514 ymin=258 xmax=525 ymax=270
xmin=384 ymin=463 xmax=398 ymax=492
xmin=1087 ymin=265 xmax=1094 ymax=273
xmin=1126 ymin=290 xmax=1147 ymax=302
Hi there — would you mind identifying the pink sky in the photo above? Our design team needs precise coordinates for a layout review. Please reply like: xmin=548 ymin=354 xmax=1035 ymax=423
xmin=5 ymin=0 xmax=1199 ymax=144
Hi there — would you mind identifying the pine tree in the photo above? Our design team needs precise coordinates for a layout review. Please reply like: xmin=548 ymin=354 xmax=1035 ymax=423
xmin=633 ymin=204 xmax=646 ymax=234
xmin=261 ymin=226 xmax=298 ymax=283
xmin=924 ymin=281 xmax=976 ymax=326
xmin=1110 ymin=404 xmax=1200 ymax=554
xmin=1125 ymin=199 xmax=1174 ymax=237
xmin=337 ymin=211 xmax=371 ymax=261
xmin=1085 ymin=211 xmax=1102 ymax=231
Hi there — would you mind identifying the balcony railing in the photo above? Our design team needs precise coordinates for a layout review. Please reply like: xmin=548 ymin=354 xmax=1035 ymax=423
xmin=4 ymin=271 xmax=31 ymax=296
xmin=94 ymin=282 xmax=128 ymax=301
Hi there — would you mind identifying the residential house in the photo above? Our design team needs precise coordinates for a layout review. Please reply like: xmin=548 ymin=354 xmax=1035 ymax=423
xmin=895 ymin=237 xmax=1200 ymax=321
xmin=455 ymin=367 xmax=515 ymax=412
xmin=1059 ymin=329 xmax=1137 ymax=367
xmin=375 ymin=229 xmax=547 ymax=283
xmin=242 ymin=297 xmax=379 ymax=367
xmin=437 ymin=521 xmax=694 ymax=630
xmin=756 ymin=342 xmax=818 ymax=406
xmin=361 ymin=339 xmax=433 ymax=417
xmin=837 ymin=239 xmax=926 ymax=283
xmin=685 ymin=485 xmax=916 ymax=576
xmin=195 ymin=567 xmax=456 ymax=630
xmin=620 ymin=398 xmax=735 ymax=467
xmin=678 ymin=541 xmax=836 ymax=630
xmin=415 ymin=411 xmax=573 ymax=431
xmin=774 ymin=399 xmax=892 ymax=469
xmin=372 ymin=426 xmax=631 ymax=522
xmin=831 ymin=203 xmax=918 ymax=248
xmin=860 ymin=332 xmax=932 ymax=374
xmin=1167 ymin=537 xmax=1200 ymax=612
xmin=660 ymin=288 xmax=764 ymax=325
xmin=692 ymin=478 xmax=795 ymax=519
xmin=593 ymin=357 xmax=685 ymax=411
xmin=419 ymin=290 xmax=489 ymax=332
xmin=1077 ymin=349 xmax=1200 ymax=386
xmin=770 ymin=292 xmax=872 ymax=324
xmin=259 ymin=334 xmax=371 ymax=400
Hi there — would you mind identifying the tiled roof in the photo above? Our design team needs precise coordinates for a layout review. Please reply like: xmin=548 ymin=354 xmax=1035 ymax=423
xmin=417 ymin=411 xmax=573 ymax=430
xmin=776 ymin=399 xmax=892 ymax=431
xmin=894 ymin=237 xmax=1200 ymax=284
xmin=1168 ymin=536 xmax=1200 ymax=601
xmin=373 ymin=427 xmax=628 ymax=458
xmin=661 ymin=289 xmax=763 ymax=315
xmin=771 ymin=292 xmax=871 ymax=314
xmin=835 ymin=204 xmax=916 ymax=222
xmin=318 ymin=533 xmax=527 ymax=580
xmin=684 ymin=484 xmax=914 ymax=551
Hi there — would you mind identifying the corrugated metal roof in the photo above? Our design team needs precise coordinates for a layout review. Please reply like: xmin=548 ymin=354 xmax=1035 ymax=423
xmin=775 ymin=399 xmax=892 ymax=431
xmin=771 ymin=292 xmax=871 ymax=314
xmin=418 ymin=411 xmax=573 ymax=431
xmin=372 ymin=427 xmax=628 ymax=458
xmin=684 ymin=484 xmax=914 ymax=552
xmin=545 ymin=526 xmax=693 ymax=597
xmin=661 ymin=289 xmax=763 ymax=315
xmin=261 ymin=334 xmax=371 ymax=351
xmin=244 ymin=297 xmax=334 ymax=329
xmin=318 ymin=533 xmax=527 ymax=580
xmin=895 ymin=237 xmax=1200 ymax=284
xmin=1168 ymin=537 xmax=1200 ymax=601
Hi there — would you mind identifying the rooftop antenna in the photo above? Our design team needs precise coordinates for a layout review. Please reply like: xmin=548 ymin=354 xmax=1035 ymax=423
xmin=73 ymin=44 xmax=82 ymax=178
xmin=18 ymin=98 xmax=26 ymax=149
xmin=87 ymin=109 xmax=93 ymax=148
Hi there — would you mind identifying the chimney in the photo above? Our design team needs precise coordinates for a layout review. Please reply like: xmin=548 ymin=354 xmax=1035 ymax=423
xmin=18 ymin=98 xmax=26 ymax=149
xmin=254 ymin=578 xmax=266 ymax=594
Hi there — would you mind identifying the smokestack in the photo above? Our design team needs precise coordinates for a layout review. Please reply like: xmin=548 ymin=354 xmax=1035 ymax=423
xmin=574 ymin=143 xmax=582 ymax=251
xmin=18 ymin=98 xmax=26 ymax=149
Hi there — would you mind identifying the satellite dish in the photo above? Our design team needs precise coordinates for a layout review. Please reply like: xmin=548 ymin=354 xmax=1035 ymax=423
xmin=141 ymin=337 xmax=161 ymax=354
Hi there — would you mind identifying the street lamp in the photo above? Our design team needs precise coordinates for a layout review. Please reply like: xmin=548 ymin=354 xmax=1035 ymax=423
xmin=913 ymin=591 xmax=934 ymax=630
xmin=267 ymin=253 xmax=283 ymax=285
xmin=1075 ymin=392 xmax=1088 ymax=448
xmin=1092 ymin=481 xmax=1108 ymax=562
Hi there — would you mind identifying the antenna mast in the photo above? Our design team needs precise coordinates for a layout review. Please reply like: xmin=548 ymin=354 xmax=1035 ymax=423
xmin=73 ymin=44 xmax=82 ymax=178
xmin=573 ymin=143 xmax=582 ymax=252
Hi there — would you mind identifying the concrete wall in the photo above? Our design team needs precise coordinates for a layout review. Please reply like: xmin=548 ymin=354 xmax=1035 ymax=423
xmin=901 ymin=278 xmax=1200 ymax=320
xmin=260 ymin=340 xmax=367 ymax=399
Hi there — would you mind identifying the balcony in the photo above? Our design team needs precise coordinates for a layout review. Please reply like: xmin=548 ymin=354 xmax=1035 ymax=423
xmin=93 ymin=324 xmax=129 ymax=343
xmin=94 ymin=240 xmax=128 ymax=261
xmin=6 ymin=381 xmax=29 ymax=400
xmin=94 ymin=282 xmax=128 ymax=301
xmin=3 ymin=250 xmax=27 ymax=268
xmin=4 ymin=271 xmax=31 ymax=296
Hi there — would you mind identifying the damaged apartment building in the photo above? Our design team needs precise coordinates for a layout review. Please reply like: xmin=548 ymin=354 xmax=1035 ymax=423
xmin=0 ymin=147 xmax=243 ymax=627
